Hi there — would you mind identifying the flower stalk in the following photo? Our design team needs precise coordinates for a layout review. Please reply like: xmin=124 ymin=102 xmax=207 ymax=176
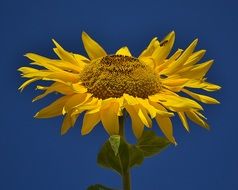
xmin=122 ymin=169 xmax=131 ymax=190
xmin=119 ymin=116 xmax=131 ymax=190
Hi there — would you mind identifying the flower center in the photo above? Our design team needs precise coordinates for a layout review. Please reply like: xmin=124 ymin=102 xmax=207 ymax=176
xmin=79 ymin=55 xmax=161 ymax=99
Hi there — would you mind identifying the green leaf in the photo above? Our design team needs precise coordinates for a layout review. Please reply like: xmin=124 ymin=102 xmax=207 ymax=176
xmin=109 ymin=135 xmax=120 ymax=156
xmin=97 ymin=137 xmax=130 ymax=175
xmin=87 ymin=184 xmax=115 ymax=190
xmin=129 ymin=145 xmax=144 ymax=167
xmin=137 ymin=130 xmax=171 ymax=157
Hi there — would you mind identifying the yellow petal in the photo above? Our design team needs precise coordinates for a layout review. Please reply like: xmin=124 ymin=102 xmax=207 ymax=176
xmin=71 ymin=83 xmax=88 ymax=93
xmin=174 ymin=65 xmax=193 ymax=74
xmin=35 ymin=96 xmax=69 ymax=118
xmin=155 ymin=49 xmax=183 ymax=74
xmin=71 ymin=98 xmax=100 ymax=115
xmin=184 ymin=50 xmax=206 ymax=66
xmin=61 ymin=112 xmax=78 ymax=135
xmin=139 ymin=37 xmax=160 ymax=57
xmin=116 ymin=97 xmax=125 ymax=116
xmin=155 ymin=116 xmax=176 ymax=144
xmin=137 ymin=98 xmax=174 ymax=118
xmin=100 ymin=102 xmax=119 ymax=135
xmin=28 ymin=56 xmax=83 ymax=73
xmin=151 ymin=31 xmax=175 ymax=64
xmin=185 ymin=111 xmax=209 ymax=129
xmin=181 ymin=60 xmax=214 ymax=79
xmin=116 ymin=46 xmax=132 ymax=56
xmin=63 ymin=93 xmax=90 ymax=113
xmin=81 ymin=32 xmax=107 ymax=60
xmin=123 ymin=94 xmax=138 ymax=105
xmin=161 ymin=78 xmax=188 ymax=87
xmin=191 ymin=60 xmax=214 ymax=78
xmin=33 ymin=82 xmax=74 ymax=102
xmin=26 ymin=53 xmax=65 ymax=73
xmin=202 ymin=82 xmax=221 ymax=91
xmin=182 ymin=89 xmax=220 ymax=104
xmin=73 ymin=54 xmax=90 ymax=68
xmin=165 ymin=49 xmax=183 ymax=64
xmin=18 ymin=78 xmax=38 ymax=91
xmin=125 ymin=105 xmax=144 ymax=138
xmin=86 ymin=106 xmax=101 ymax=114
xmin=25 ymin=53 xmax=54 ymax=64
xmin=21 ymin=68 xmax=79 ymax=82
xmin=136 ymin=98 xmax=157 ymax=118
xmin=138 ymin=108 xmax=152 ymax=128
xmin=149 ymin=101 xmax=174 ymax=117
xmin=185 ymin=80 xmax=221 ymax=91
xmin=139 ymin=56 xmax=155 ymax=68
xmin=161 ymin=31 xmax=175 ymax=50
xmin=21 ymin=70 xmax=48 ymax=78
xmin=163 ymin=39 xmax=198 ymax=75
xmin=44 ymin=72 xmax=79 ymax=82
xmin=155 ymin=49 xmax=183 ymax=73
xmin=178 ymin=112 xmax=189 ymax=131
xmin=149 ymin=93 xmax=203 ymax=111
xmin=161 ymin=77 xmax=189 ymax=92
xmin=52 ymin=40 xmax=78 ymax=65
xmin=151 ymin=101 xmax=176 ymax=144
xmin=195 ymin=110 xmax=207 ymax=120
xmin=81 ymin=112 xmax=100 ymax=135
xmin=18 ymin=66 xmax=39 ymax=74
xmin=73 ymin=53 xmax=90 ymax=62
xmin=27 ymin=52 xmax=86 ymax=72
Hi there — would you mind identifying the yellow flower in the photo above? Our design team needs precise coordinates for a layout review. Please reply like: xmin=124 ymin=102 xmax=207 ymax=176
xmin=18 ymin=31 xmax=220 ymax=144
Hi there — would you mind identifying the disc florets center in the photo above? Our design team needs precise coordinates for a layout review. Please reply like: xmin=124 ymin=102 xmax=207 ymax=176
xmin=79 ymin=55 xmax=161 ymax=99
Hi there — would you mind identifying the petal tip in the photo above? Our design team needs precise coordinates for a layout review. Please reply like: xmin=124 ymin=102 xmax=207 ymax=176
xmin=24 ymin=53 xmax=30 ymax=58
xmin=52 ymin=39 xmax=59 ymax=47
xmin=34 ymin=112 xmax=39 ymax=118
xmin=170 ymin=30 xmax=175 ymax=36
xmin=194 ymin=38 xmax=199 ymax=44
xmin=81 ymin=129 xmax=88 ymax=136
xmin=60 ymin=130 xmax=67 ymax=136
xmin=81 ymin=31 xmax=88 ymax=39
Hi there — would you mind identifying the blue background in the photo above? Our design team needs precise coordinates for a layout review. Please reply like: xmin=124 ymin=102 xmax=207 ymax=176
xmin=1 ymin=0 xmax=237 ymax=189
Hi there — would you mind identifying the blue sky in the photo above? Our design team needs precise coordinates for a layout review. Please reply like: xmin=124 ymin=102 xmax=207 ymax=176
xmin=0 ymin=0 xmax=237 ymax=189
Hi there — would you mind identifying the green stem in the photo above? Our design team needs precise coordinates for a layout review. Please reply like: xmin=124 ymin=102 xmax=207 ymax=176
xmin=122 ymin=169 xmax=131 ymax=190
xmin=119 ymin=116 xmax=131 ymax=190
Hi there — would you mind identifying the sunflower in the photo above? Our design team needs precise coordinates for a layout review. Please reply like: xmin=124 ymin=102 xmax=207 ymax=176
xmin=18 ymin=31 xmax=220 ymax=144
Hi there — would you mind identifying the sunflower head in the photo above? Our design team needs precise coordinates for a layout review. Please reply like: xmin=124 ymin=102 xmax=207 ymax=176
xmin=79 ymin=54 xmax=161 ymax=99
xmin=18 ymin=31 xmax=220 ymax=144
